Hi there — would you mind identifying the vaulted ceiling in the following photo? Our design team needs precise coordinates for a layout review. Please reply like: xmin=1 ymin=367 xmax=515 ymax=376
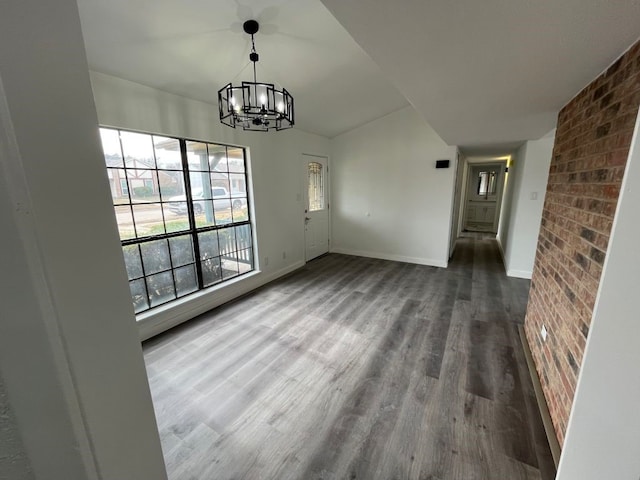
xmin=320 ymin=0 xmax=640 ymax=154
xmin=77 ymin=0 xmax=640 ymax=153
xmin=77 ymin=0 xmax=408 ymax=139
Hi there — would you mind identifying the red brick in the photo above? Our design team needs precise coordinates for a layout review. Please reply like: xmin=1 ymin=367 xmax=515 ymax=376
xmin=525 ymin=38 xmax=640 ymax=448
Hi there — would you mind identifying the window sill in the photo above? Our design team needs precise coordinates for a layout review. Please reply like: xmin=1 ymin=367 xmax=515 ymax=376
xmin=136 ymin=259 xmax=304 ymax=342
xmin=136 ymin=270 xmax=261 ymax=341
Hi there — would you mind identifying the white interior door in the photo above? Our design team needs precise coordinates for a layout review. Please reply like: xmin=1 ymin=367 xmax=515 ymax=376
xmin=303 ymin=154 xmax=329 ymax=261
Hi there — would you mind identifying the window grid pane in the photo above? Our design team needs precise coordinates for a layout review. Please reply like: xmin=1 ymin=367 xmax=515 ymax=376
xmin=101 ymin=127 xmax=254 ymax=315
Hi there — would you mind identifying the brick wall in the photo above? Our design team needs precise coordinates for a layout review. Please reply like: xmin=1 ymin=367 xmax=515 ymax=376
xmin=524 ymin=39 xmax=640 ymax=447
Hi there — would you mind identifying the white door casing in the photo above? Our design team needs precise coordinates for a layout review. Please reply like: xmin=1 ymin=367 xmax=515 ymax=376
xmin=303 ymin=154 xmax=329 ymax=261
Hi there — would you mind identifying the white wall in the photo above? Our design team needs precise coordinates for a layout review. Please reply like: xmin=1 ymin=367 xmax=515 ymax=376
xmin=556 ymin=111 xmax=640 ymax=480
xmin=0 ymin=1 xmax=167 ymax=478
xmin=90 ymin=72 xmax=331 ymax=339
xmin=499 ymin=136 xmax=553 ymax=278
xmin=449 ymin=150 xmax=464 ymax=257
xmin=330 ymin=107 xmax=457 ymax=267
xmin=497 ymin=154 xmax=515 ymax=258
xmin=0 ymin=373 xmax=34 ymax=479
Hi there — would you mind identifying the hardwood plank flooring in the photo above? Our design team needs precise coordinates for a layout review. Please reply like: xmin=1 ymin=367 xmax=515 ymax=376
xmin=143 ymin=237 xmax=556 ymax=480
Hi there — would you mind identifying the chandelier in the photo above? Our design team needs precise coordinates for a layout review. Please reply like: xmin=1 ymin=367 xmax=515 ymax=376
xmin=218 ymin=20 xmax=295 ymax=132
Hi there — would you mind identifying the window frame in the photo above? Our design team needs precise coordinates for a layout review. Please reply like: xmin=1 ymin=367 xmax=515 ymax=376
xmin=100 ymin=126 xmax=255 ymax=315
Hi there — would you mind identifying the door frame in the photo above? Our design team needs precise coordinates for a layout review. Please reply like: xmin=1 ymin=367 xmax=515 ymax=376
xmin=463 ymin=161 xmax=506 ymax=233
xmin=302 ymin=153 xmax=331 ymax=262
xmin=457 ymin=157 xmax=508 ymax=235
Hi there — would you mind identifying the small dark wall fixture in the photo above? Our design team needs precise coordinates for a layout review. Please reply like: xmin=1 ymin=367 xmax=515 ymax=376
xmin=435 ymin=159 xmax=450 ymax=169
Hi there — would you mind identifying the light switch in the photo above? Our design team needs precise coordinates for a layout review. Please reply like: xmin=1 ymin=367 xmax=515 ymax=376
xmin=530 ymin=192 xmax=538 ymax=200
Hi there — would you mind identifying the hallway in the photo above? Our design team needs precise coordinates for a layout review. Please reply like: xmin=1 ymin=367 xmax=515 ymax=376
xmin=143 ymin=237 xmax=556 ymax=479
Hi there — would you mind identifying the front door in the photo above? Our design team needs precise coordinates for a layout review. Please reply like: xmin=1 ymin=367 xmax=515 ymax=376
xmin=303 ymin=154 xmax=329 ymax=261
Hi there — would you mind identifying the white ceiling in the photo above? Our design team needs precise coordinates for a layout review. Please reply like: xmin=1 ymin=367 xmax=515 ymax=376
xmin=78 ymin=0 xmax=640 ymax=153
xmin=320 ymin=0 xmax=640 ymax=154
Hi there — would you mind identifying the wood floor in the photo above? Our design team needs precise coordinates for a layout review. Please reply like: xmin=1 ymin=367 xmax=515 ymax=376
xmin=143 ymin=237 xmax=556 ymax=480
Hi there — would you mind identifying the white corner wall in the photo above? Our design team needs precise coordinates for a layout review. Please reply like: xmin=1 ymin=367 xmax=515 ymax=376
xmin=497 ymin=147 xmax=523 ymax=274
xmin=0 ymin=1 xmax=167 ymax=478
xmin=449 ymin=150 xmax=464 ymax=258
xmin=556 ymin=110 xmax=640 ymax=480
xmin=330 ymin=107 xmax=457 ymax=267
xmin=500 ymin=136 xmax=553 ymax=278
xmin=90 ymin=72 xmax=330 ymax=339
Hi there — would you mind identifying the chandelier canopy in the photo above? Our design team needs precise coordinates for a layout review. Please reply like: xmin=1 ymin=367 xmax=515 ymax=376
xmin=218 ymin=20 xmax=295 ymax=132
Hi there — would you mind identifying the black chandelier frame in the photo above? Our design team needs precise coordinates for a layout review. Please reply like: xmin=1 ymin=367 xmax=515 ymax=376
xmin=218 ymin=20 xmax=295 ymax=132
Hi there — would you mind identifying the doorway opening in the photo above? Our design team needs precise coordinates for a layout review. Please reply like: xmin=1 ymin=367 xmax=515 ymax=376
xmin=463 ymin=162 xmax=506 ymax=234
xmin=450 ymin=157 xmax=509 ymax=258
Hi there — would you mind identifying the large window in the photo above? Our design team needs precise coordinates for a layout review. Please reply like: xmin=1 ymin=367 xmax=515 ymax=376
xmin=100 ymin=127 xmax=254 ymax=314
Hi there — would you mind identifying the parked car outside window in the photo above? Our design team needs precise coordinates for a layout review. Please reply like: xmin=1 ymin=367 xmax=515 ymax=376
xmin=168 ymin=187 xmax=245 ymax=215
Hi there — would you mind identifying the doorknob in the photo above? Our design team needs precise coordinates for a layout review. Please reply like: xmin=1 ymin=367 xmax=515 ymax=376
xmin=305 ymin=217 xmax=310 ymax=222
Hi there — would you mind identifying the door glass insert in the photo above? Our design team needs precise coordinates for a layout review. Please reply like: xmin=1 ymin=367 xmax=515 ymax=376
xmin=308 ymin=162 xmax=324 ymax=212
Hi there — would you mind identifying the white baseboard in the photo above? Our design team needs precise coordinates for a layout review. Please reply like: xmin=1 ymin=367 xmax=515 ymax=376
xmin=137 ymin=260 xmax=305 ymax=341
xmin=496 ymin=236 xmax=506 ymax=266
xmin=506 ymin=269 xmax=532 ymax=279
xmin=330 ymin=247 xmax=447 ymax=268
xmin=495 ymin=238 xmax=532 ymax=279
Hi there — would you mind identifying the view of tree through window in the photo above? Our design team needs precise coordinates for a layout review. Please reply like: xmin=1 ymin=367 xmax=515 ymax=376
xmin=101 ymin=127 xmax=254 ymax=314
